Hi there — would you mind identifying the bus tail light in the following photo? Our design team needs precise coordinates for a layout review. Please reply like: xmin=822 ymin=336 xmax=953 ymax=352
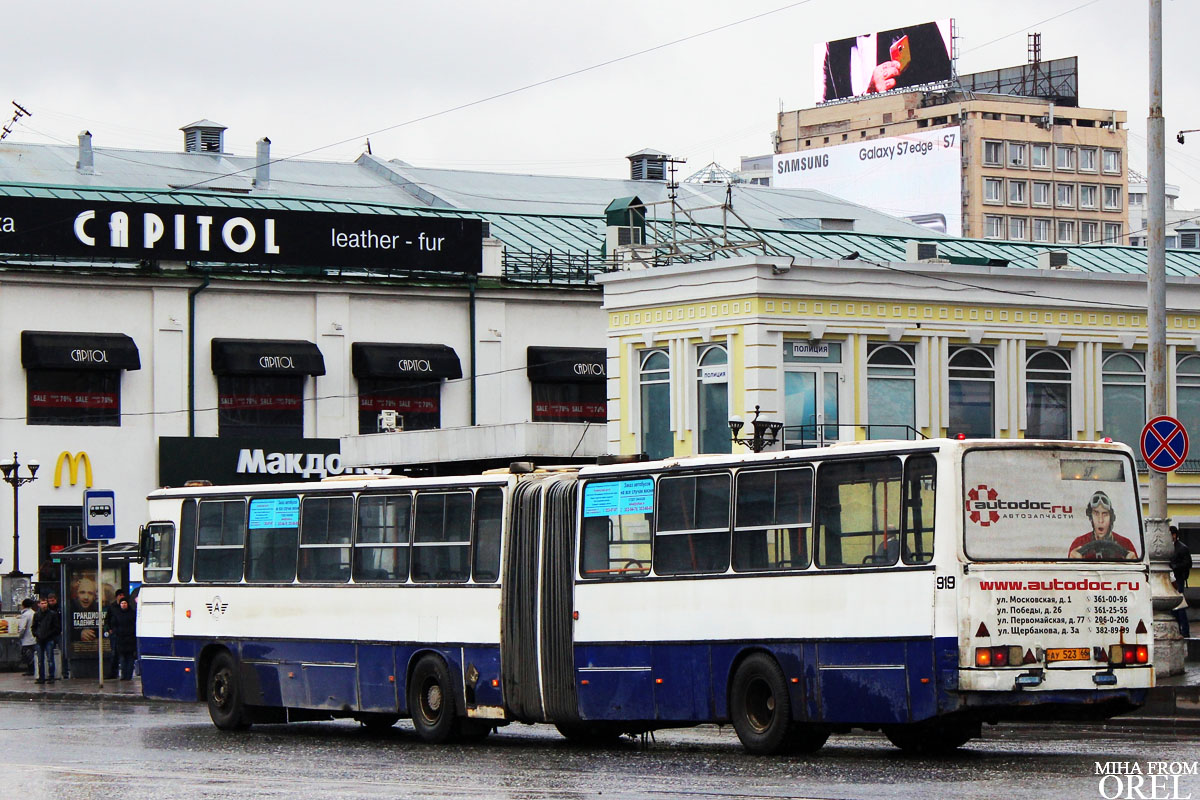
xmin=1108 ymin=645 xmax=1149 ymax=665
xmin=975 ymin=645 xmax=1025 ymax=667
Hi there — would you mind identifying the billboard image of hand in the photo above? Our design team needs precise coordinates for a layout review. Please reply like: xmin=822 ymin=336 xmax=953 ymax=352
xmin=816 ymin=19 xmax=953 ymax=104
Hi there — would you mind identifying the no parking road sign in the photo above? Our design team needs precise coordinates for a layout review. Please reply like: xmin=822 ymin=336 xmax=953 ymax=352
xmin=1140 ymin=415 xmax=1189 ymax=473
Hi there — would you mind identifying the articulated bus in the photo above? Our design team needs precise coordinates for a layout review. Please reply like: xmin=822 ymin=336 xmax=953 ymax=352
xmin=136 ymin=439 xmax=1153 ymax=754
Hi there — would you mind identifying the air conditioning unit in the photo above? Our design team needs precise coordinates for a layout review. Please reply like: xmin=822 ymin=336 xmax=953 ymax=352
xmin=377 ymin=410 xmax=403 ymax=432
xmin=1038 ymin=251 xmax=1079 ymax=270
xmin=905 ymin=240 xmax=944 ymax=263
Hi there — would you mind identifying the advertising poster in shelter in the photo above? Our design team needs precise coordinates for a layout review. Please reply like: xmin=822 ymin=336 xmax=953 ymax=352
xmin=65 ymin=564 xmax=120 ymax=658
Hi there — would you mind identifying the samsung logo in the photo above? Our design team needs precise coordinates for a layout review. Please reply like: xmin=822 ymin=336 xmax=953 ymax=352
xmin=776 ymin=154 xmax=830 ymax=174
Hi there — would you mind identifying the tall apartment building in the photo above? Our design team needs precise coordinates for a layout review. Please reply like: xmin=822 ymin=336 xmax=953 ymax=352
xmin=776 ymin=90 xmax=1130 ymax=243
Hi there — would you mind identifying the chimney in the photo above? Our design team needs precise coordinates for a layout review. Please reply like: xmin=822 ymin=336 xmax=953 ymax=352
xmin=254 ymin=137 xmax=271 ymax=190
xmin=76 ymin=130 xmax=94 ymax=174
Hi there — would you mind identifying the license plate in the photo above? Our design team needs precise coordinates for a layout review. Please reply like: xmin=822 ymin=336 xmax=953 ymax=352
xmin=1046 ymin=647 xmax=1090 ymax=662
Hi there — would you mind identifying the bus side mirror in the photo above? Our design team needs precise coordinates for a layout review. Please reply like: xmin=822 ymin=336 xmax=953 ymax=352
xmin=137 ymin=525 xmax=148 ymax=564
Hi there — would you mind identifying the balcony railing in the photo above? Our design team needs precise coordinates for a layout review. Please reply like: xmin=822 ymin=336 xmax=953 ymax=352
xmin=782 ymin=424 xmax=927 ymax=449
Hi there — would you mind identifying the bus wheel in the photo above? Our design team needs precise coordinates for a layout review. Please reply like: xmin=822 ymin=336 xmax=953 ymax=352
xmin=786 ymin=724 xmax=829 ymax=753
xmin=884 ymin=719 xmax=978 ymax=754
xmin=408 ymin=656 xmax=460 ymax=744
xmin=207 ymin=651 xmax=250 ymax=731
xmin=730 ymin=653 xmax=792 ymax=755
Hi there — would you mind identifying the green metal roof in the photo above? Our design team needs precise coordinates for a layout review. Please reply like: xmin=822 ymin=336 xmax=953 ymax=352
xmin=4 ymin=181 xmax=1200 ymax=280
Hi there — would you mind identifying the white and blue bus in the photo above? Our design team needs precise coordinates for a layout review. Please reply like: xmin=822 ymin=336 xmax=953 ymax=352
xmin=137 ymin=438 xmax=1153 ymax=753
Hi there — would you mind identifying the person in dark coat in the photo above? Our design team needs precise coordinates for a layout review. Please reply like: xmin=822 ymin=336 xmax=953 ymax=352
xmin=107 ymin=597 xmax=139 ymax=680
xmin=1171 ymin=526 xmax=1192 ymax=638
xmin=103 ymin=589 xmax=127 ymax=679
xmin=32 ymin=597 xmax=61 ymax=683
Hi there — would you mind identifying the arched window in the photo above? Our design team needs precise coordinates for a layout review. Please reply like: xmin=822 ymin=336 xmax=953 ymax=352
xmin=696 ymin=345 xmax=730 ymax=454
xmin=1026 ymin=349 xmax=1072 ymax=439
xmin=1177 ymin=354 xmax=1200 ymax=458
xmin=639 ymin=350 xmax=671 ymax=460
xmin=1102 ymin=352 xmax=1144 ymax=450
xmin=867 ymin=344 xmax=916 ymax=439
xmin=948 ymin=346 xmax=995 ymax=438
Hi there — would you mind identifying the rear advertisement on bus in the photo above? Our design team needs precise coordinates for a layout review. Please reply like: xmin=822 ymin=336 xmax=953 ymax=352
xmin=960 ymin=447 xmax=1151 ymax=688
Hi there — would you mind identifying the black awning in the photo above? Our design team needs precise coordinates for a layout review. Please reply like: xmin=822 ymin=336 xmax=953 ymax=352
xmin=21 ymin=330 xmax=141 ymax=371
xmin=352 ymin=342 xmax=462 ymax=380
xmin=211 ymin=339 xmax=326 ymax=376
xmin=526 ymin=346 xmax=607 ymax=383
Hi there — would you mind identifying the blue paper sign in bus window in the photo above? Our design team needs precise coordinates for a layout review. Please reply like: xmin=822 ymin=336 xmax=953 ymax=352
xmin=584 ymin=479 xmax=654 ymax=517
xmin=248 ymin=497 xmax=300 ymax=529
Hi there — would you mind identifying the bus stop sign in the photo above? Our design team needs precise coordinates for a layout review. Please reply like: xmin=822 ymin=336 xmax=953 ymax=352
xmin=83 ymin=489 xmax=116 ymax=540
xmin=1140 ymin=416 xmax=1189 ymax=473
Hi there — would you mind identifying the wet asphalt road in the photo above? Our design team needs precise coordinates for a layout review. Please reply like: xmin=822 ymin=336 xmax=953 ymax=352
xmin=3 ymin=700 xmax=1198 ymax=800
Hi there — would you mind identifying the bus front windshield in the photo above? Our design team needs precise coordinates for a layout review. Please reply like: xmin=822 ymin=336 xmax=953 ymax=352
xmin=963 ymin=448 xmax=1142 ymax=562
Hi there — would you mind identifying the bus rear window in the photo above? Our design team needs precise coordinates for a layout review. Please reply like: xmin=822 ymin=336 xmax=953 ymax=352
xmin=963 ymin=448 xmax=1141 ymax=561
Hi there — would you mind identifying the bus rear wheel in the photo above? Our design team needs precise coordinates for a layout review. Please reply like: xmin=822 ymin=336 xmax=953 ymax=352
xmin=207 ymin=651 xmax=249 ymax=731
xmin=408 ymin=655 xmax=460 ymax=744
xmin=730 ymin=653 xmax=792 ymax=755
xmin=884 ymin=718 xmax=979 ymax=754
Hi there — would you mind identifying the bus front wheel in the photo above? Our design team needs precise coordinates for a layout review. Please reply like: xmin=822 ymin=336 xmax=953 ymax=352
xmin=408 ymin=656 xmax=460 ymax=744
xmin=207 ymin=651 xmax=249 ymax=731
xmin=730 ymin=653 xmax=792 ymax=755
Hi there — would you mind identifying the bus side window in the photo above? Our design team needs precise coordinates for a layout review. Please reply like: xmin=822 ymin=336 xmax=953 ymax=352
xmin=903 ymin=455 xmax=936 ymax=564
xmin=472 ymin=488 xmax=503 ymax=583
xmin=355 ymin=494 xmax=412 ymax=582
xmin=177 ymin=499 xmax=197 ymax=583
xmin=580 ymin=479 xmax=652 ymax=578
xmin=299 ymin=496 xmax=353 ymax=583
xmin=655 ymin=473 xmax=731 ymax=576
xmin=816 ymin=458 xmax=902 ymax=568
xmin=413 ymin=492 xmax=472 ymax=582
xmin=246 ymin=497 xmax=300 ymax=583
xmin=143 ymin=523 xmax=175 ymax=584
xmin=733 ymin=467 xmax=812 ymax=572
xmin=194 ymin=500 xmax=247 ymax=582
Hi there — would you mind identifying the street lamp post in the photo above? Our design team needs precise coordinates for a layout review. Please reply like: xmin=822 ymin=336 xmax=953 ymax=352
xmin=0 ymin=452 xmax=40 ymax=576
xmin=729 ymin=406 xmax=784 ymax=453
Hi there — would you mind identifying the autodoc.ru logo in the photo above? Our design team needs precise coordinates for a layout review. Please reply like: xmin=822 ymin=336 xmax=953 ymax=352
xmin=965 ymin=484 xmax=1073 ymax=527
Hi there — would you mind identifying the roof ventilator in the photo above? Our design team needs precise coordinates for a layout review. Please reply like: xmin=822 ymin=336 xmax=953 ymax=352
xmin=181 ymin=119 xmax=227 ymax=154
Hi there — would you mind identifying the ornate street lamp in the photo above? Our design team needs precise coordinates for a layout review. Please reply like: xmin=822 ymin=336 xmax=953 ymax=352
xmin=729 ymin=406 xmax=784 ymax=453
xmin=0 ymin=452 xmax=39 ymax=576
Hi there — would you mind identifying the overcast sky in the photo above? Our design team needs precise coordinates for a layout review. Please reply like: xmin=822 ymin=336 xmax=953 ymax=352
xmin=9 ymin=0 xmax=1200 ymax=210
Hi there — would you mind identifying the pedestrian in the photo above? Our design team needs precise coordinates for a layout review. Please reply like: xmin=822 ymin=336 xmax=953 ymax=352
xmin=46 ymin=592 xmax=65 ymax=679
xmin=1170 ymin=526 xmax=1192 ymax=639
xmin=103 ymin=589 xmax=127 ymax=679
xmin=32 ymin=597 xmax=61 ymax=683
xmin=106 ymin=597 xmax=138 ymax=680
xmin=17 ymin=598 xmax=36 ymax=676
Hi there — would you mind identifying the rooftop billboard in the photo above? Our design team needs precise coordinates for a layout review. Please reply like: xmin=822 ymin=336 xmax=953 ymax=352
xmin=815 ymin=19 xmax=953 ymax=104
xmin=772 ymin=126 xmax=962 ymax=236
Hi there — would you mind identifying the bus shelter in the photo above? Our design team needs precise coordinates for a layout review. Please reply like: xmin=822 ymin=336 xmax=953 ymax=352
xmin=51 ymin=542 xmax=139 ymax=679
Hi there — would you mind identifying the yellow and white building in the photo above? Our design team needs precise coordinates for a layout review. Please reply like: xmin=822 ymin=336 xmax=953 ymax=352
xmin=599 ymin=250 xmax=1200 ymax=525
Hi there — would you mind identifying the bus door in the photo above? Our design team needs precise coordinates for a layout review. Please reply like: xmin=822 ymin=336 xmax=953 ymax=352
xmin=960 ymin=447 xmax=1153 ymax=694
xmin=138 ymin=522 xmax=177 ymax=639
xmin=500 ymin=475 xmax=579 ymax=724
